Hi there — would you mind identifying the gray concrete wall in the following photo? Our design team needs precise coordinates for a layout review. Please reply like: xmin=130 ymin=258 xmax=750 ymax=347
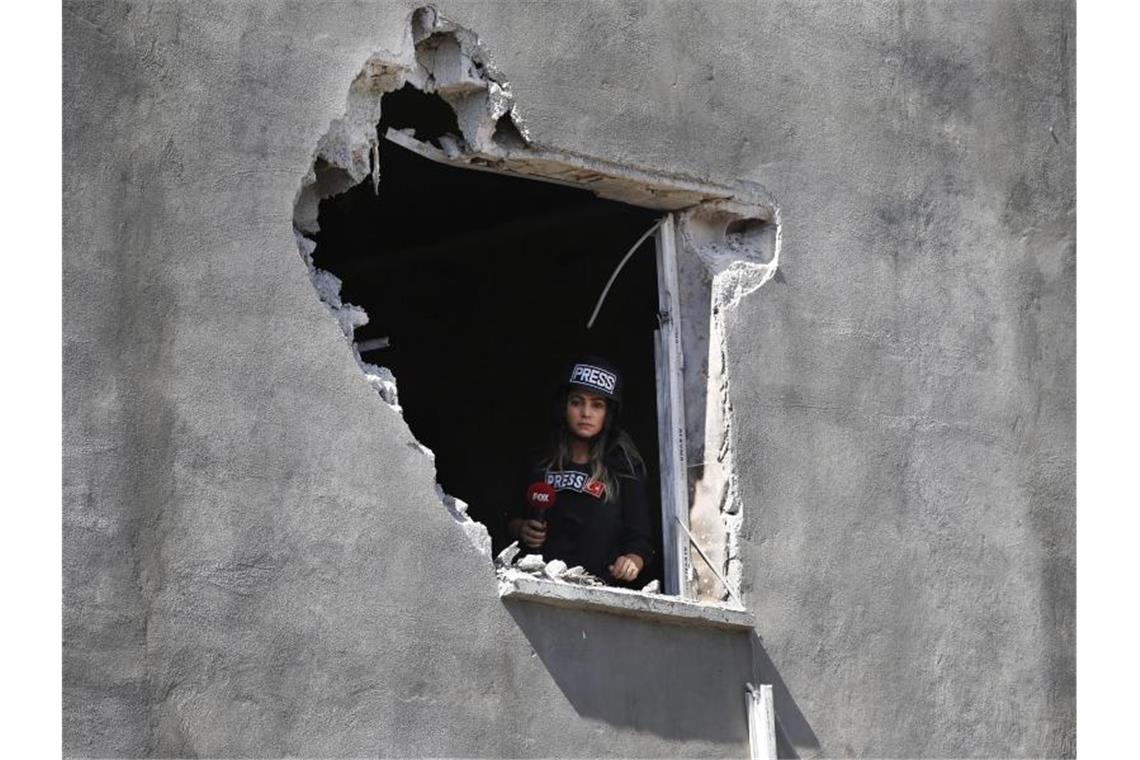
xmin=726 ymin=3 xmax=1075 ymax=756
xmin=63 ymin=1 xmax=1074 ymax=757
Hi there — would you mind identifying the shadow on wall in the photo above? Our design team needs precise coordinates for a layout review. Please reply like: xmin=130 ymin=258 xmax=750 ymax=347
xmin=505 ymin=600 xmax=753 ymax=744
xmin=749 ymin=632 xmax=820 ymax=759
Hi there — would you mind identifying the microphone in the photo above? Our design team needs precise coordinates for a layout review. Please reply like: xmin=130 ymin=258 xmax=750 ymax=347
xmin=525 ymin=482 xmax=556 ymax=523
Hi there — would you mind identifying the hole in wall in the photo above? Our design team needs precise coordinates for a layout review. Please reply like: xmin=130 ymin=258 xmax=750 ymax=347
xmin=492 ymin=114 xmax=527 ymax=151
xmin=309 ymin=94 xmax=667 ymax=586
xmin=378 ymin=83 xmax=461 ymax=145
xmin=291 ymin=5 xmax=781 ymax=600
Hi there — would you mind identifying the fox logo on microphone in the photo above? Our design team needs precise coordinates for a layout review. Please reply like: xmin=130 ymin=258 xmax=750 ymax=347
xmin=526 ymin=482 xmax=556 ymax=508
xmin=525 ymin=482 xmax=557 ymax=521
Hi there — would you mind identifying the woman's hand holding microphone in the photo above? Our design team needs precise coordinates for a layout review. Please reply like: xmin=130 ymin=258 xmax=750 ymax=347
xmin=520 ymin=519 xmax=547 ymax=549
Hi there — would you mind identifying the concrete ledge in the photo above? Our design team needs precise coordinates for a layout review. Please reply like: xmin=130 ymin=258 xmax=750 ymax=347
xmin=498 ymin=573 xmax=755 ymax=631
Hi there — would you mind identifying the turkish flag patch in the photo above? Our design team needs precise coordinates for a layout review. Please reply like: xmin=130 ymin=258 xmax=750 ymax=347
xmin=585 ymin=479 xmax=606 ymax=499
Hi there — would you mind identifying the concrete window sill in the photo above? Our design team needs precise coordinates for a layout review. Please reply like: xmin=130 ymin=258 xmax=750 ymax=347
xmin=498 ymin=570 xmax=755 ymax=631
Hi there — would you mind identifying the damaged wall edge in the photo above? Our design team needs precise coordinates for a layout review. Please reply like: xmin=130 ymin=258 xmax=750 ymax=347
xmin=679 ymin=204 xmax=782 ymax=602
xmin=288 ymin=4 xmax=782 ymax=597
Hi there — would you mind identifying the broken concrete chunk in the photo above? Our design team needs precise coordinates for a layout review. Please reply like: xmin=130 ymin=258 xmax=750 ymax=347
xmin=438 ymin=133 xmax=462 ymax=158
xmin=462 ymin=520 xmax=492 ymax=559
xmin=357 ymin=359 xmax=399 ymax=409
xmin=310 ymin=268 xmax=346 ymax=308
xmin=495 ymin=541 xmax=520 ymax=567
xmin=515 ymin=554 xmax=545 ymax=572
xmin=293 ymin=230 xmax=317 ymax=265
xmin=561 ymin=565 xmax=605 ymax=586
xmin=420 ymin=34 xmax=485 ymax=97
xmin=486 ymin=81 xmax=512 ymax=121
xmin=640 ymin=579 xmax=661 ymax=594
xmin=435 ymin=485 xmax=469 ymax=519
xmin=543 ymin=559 xmax=567 ymax=579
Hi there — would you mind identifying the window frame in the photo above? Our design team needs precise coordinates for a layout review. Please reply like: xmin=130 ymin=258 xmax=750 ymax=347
xmin=653 ymin=216 xmax=692 ymax=598
xmin=379 ymin=129 xmax=746 ymax=614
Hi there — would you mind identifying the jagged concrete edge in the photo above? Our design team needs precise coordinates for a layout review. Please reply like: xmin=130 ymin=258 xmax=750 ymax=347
xmin=289 ymin=6 xmax=504 ymax=561
xmin=679 ymin=202 xmax=782 ymax=602
xmin=718 ymin=205 xmax=782 ymax=596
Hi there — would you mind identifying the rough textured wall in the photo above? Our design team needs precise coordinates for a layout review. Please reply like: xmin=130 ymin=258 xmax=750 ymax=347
xmin=63 ymin=1 xmax=1074 ymax=758
xmin=722 ymin=2 xmax=1075 ymax=757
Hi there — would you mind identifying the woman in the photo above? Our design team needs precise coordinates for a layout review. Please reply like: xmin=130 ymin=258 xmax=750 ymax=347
xmin=507 ymin=357 xmax=653 ymax=586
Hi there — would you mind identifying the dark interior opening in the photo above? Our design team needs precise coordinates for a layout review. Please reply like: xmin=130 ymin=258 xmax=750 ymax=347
xmin=375 ymin=83 xmax=461 ymax=143
xmin=310 ymin=88 xmax=665 ymax=586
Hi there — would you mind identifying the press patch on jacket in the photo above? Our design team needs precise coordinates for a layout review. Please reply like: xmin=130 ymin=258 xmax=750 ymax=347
xmin=546 ymin=470 xmax=607 ymax=499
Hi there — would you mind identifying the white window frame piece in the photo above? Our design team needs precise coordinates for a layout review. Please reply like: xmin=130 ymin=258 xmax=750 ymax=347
xmin=746 ymin=683 xmax=778 ymax=760
xmin=653 ymin=218 xmax=745 ymax=605
xmin=653 ymin=216 xmax=692 ymax=597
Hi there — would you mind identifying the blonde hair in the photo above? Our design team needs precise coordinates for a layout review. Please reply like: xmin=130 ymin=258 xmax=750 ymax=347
xmin=541 ymin=413 xmax=645 ymax=503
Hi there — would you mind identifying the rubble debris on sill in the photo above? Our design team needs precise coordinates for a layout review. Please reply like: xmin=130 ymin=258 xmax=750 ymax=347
xmin=543 ymin=559 xmax=567 ymax=579
xmin=513 ymin=553 xmax=545 ymax=573
xmin=494 ymin=541 xmax=652 ymax=590
xmin=561 ymin=565 xmax=603 ymax=586
xmin=495 ymin=541 xmax=520 ymax=567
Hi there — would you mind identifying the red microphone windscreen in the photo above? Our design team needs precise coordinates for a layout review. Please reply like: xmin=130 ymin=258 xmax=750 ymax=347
xmin=525 ymin=482 xmax=556 ymax=511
